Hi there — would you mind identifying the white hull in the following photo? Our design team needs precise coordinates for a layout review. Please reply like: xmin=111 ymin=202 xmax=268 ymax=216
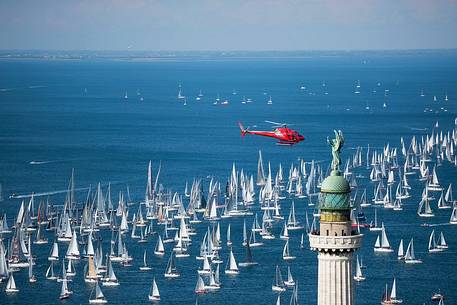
xmin=374 ymin=248 xmax=394 ymax=253
xmin=404 ymin=259 xmax=422 ymax=264
xmin=272 ymin=286 xmax=286 ymax=292
xmin=89 ymin=299 xmax=107 ymax=304
xmin=354 ymin=276 xmax=366 ymax=281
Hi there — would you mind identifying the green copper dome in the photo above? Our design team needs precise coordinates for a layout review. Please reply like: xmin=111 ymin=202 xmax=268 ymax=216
xmin=318 ymin=170 xmax=351 ymax=211
xmin=320 ymin=170 xmax=350 ymax=194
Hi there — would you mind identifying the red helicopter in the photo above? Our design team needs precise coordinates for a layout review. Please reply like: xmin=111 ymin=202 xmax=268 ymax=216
xmin=238 ymin=121 xmax=305 ymax=145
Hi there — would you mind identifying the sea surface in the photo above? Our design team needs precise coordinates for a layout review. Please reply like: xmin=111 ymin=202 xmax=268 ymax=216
xmin=0 ymin=51 xmax=457 ymax=305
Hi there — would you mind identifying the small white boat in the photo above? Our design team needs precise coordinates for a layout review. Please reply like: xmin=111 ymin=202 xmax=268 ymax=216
xmin=437 ymin=232 xmax=448 ymax=249
xmin=48 ymin=241 xmax=59 ymax=261
xmin=148 ymin=277 xmax=160 ymax=301
xmin=369 ymin=209 xmax=382 ymax=231
xmin=198 ymin=257 xmax=211 ymax=275
xmin=140 ymin=250 xmax=152 ymax=271
xmin=428 ymin=230 xmax=443 ymax=253
xmin=353 ymin=256 xmax=365 ymax=281
xmin=164 ymin=252 xmax=180 ymax=278
xmin=224 ymin=248 xmax=239 ymax=275
xmin=404 ymin=238 xmax=422 ymax=264
xmin=154 ymin=235 xmax=165 ymax=256
xmin=46 ymin=261 xmax=58 ymax=280
xmin=194 ymin=274 xmax=207 ymax=294
xmin=89 ymin=282 xmax=108 ymax=304
xmin=282 ymin=240 xmax=296 ymax=260
xmin=284 ymin=266 xmax=295 ymax=287
xmin=272 ymin=265 xmax=286 ymax=292
xmin=381 ymin=278 xmax=403 ymax=304
xmin=374 ymin=223 xmax=394 ymax=253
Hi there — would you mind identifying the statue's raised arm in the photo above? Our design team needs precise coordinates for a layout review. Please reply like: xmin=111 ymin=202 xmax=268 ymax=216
xmin=327 ymin=129 xmax=344 ymax=172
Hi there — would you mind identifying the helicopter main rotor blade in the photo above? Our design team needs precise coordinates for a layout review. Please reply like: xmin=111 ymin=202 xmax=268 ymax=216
xmin=265 ymin=120 xmax=283 ymax=125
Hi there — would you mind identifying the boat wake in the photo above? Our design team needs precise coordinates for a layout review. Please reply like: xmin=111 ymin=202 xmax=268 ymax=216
xmin=9 ymin=179 xmax=140 ymax=199
xmin=29 ymin=159 xmax=74 ymax=165
xmin=9 ymin=187 xmax=91 ymax=199
xmin=409 ymin=127 xmax=428 ymax=131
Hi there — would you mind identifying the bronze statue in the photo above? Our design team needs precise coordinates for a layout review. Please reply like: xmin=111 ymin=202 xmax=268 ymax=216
xmin=327 ymin=130 xmax=344 ymax=171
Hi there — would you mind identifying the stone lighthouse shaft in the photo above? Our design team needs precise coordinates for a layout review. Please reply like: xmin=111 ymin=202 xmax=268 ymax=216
xmin=309 ymin=130 xmax=363 ymax=305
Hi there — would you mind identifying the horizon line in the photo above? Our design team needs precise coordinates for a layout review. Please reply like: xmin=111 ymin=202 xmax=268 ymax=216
xmin=1 ymin=48 xmax=457 ymax=53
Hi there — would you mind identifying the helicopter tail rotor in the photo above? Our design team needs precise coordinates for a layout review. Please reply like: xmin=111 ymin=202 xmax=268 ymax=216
xmin=238 ymin=122 xmax=248 ymax=137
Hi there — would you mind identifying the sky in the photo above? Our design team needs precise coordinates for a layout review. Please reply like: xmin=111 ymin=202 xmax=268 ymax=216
xmin=0 ymin=0 xmax=456 ymax=51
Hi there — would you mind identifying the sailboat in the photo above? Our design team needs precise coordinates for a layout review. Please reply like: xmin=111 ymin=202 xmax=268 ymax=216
xmin=282 ymin=240 xmax=296 ymax=260
xmin=140 ymin=250 xmax=152 ymax=271
xmin=284 ymin=266 xmax=295 ymax=287
xmin=238 ymin=239 xmax=258 ymax=267
xmin=382 ymin=278 xmax=403 ymax=304
xmin=85 ymin=256 xmax=98 ymax=283
xmin=49 ymin=241 xmax=59 ymax=261
xmin=5 ymin=272 xmax=19 ymax=292
xmin=353 ymin=256 xmax=365 ymax=281
xmin=65 ymin=230 xmax=80 ymax=260
xmin=102 ymin=257 xmax=119 ymax=286
xmin=28 ymin=252 xmax=37 ymax=283
xmin=267 ymin=96 xmax=273 ymax=105
xmin=272 ymin=265 xmax=286 ymax=292
xmin=46 ymin=261 xmax=58 ymax=280
xmin=164 ymin=252 xmax=180 ymax=278
xmin=224 ymin=248 xmax=239 ymax=275
xmin=154 ymin=235 xmax=165 ymax=256
xmin=198 ymin=256 xmax=211 ymax=275
xmin=177 ymin=85 xmax=185 ymax=100
xmin=205 ymin=266 xmax=221 ymax=290
xmin=194 ymin=274 xmax=207 ymax=294
xmin=437 ymin=232 xmax=448 ymax=249
xmin=369 ymin=209 xmax=382 ymax=231
xmin=89 ymin=281 xmax=108 ymax=304
xmin=289 ymin=280 xmax=299 ymax=305
xmin=226 ymin=223 xmax=232 ymax=246
xmin=280 ymin=222 xmax=289 ymax=240
xmin=287 ymin=201 xmax=304 ymax=230
xmin=428 ymin=230 xmax=443 ymax=253
xmin=417 ymin=195 xmax=435 ymax=217
xmin=404 ymin=238 xmax=422 ymax=264
xmin=148 ymin=277 xmax=160 ymax=301
xmin=59 ymin=277 xmax=71 ymax=299
xmin=34 ymin=224 xmax=48 ymax=244
xmin=374 ymin=223 xmax=393 ymax=252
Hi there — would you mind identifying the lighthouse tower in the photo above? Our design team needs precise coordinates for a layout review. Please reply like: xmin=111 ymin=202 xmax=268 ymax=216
xmin=309 ymin=130 xmax=363 ymax=305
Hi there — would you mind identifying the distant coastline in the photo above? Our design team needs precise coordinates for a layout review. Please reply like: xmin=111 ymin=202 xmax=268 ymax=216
xmin=0 ymin=49 xmax=456 ymax=62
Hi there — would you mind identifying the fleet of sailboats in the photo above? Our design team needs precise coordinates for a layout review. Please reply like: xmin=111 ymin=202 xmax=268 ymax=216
xmin=0 ymin=119 xmax=456 ymax=303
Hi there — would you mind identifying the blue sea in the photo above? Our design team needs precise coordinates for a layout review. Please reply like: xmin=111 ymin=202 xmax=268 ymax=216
xmin=0 ymin=51 xmax=457 ymax=305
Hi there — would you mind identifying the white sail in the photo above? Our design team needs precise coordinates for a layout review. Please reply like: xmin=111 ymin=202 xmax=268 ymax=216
xmin=66 ymin=230 xmax=80 ymax=258
xmin=397 ymin=239 xmax=404 ymax=258
xmin=381 ymin=223 xmax=391 ymax=248
xmin=195 ymin=274 xmax=206 ymax=292
xmin=49 ymin=241 xmax=59 ymax=260
xmin=390 ymin=278 xmax=397 ymax=300
xmin=6 ymin=272 xmax=18 ymax=291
